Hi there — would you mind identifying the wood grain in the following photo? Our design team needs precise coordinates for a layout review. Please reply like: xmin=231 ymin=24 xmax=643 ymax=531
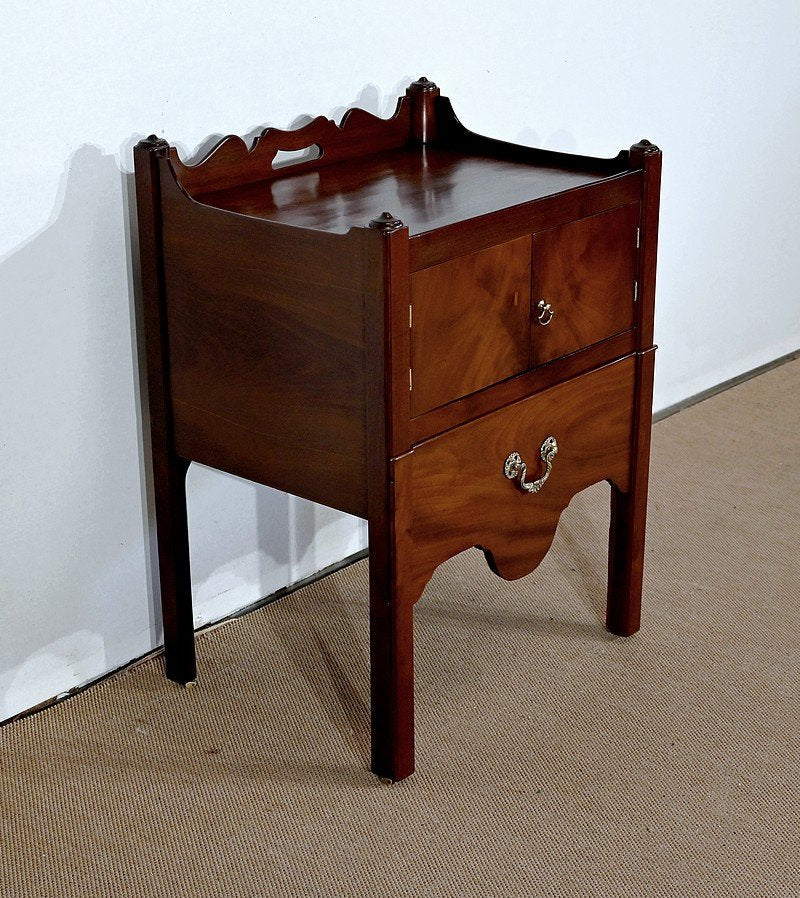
xmin=134 ymin=80 xmax=662 ymax=783
xmin=607 ymin=349 xmax=656 ymax=636
xmin=605 ymin=142 xmax=661 ymax=635
xmin=400 ymin=356 xmax=636 ymax=601
xmin=409 ymin=329 xmax=636 ymax=446
xmin=531 ymin=203 xmax=639 ymax=366
xmin=133 ymin=137 xmax=197 ymax=685
xmin=434 ymin=93 xmax=631 ymax=176
xmin=159 ymin=162 xmax=369 ymax=518
xmin=363 ymin=223 xmax=416 ymax=782
xmin=629 ymin=141 xmax=662 ymax=350
xmin=170 ymin=99 xmax=412 ymax=196
xmin=406 ymin=76 xmax=440 ymax=144
xmin=410 ymin=236 xmax=531 ymax=415
xmin=409 ymin=173 xmax=642 ymax=271
xmin=194 ymin=146 xmax=632 ymax=238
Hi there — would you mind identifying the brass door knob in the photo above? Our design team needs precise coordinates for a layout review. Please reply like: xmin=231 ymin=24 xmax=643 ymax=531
xmin=536 ymin=299 xmax=555 ymax=326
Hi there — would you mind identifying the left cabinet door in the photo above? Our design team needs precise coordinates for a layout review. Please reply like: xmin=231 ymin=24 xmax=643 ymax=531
xmin=410 ymin=236 xmax=531 ymax=416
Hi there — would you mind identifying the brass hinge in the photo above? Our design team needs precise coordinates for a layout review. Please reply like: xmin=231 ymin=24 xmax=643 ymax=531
xmin=409 ymin=303 xmax=413 ymax=328
xmin=409 ymin=368 xmax=413 ymax=391
xmin=636 ymin=227 xmax=641 ymax=248
xmin=634 ymin=280 xmax=639 ymax=302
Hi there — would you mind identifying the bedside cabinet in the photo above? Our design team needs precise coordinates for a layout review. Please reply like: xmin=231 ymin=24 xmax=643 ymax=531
xmin=134 ymin=77 xmax=661 ymax=783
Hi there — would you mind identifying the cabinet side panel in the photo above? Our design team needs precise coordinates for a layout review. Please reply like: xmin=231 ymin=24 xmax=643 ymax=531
xmin=158 ymin=165 xmax=368 ymax=517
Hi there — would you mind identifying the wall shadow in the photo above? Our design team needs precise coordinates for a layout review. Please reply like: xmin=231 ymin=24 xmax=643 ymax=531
xmin=1 ymin=145 xmax=145 ymax=712
xmin=2 ymin=80 xmax=400 ymax=719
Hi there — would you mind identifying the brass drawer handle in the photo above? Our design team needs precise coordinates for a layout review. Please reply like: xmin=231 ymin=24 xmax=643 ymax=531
xmin=504 ymin=437 xmax=558 ymax=494
xmin=536 ymin=299 xmax=555 ymax=326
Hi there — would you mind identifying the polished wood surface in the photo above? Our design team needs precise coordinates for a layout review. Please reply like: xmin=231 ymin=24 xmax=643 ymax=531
xmin=605 ymin=143 xmax=662 ymax=635
xmin=170 ymin=99 xmax=412 ymax=196
xmin=134 ymin=79 xmax=661 ymax=784
xmin=159 ymin=167 xmax=369 ymax=518
xmin=607 ymin=349 xmax=656 ymax=635
xmin=400 ymin=356 xmax=635 ymax=601
xmin=531 ymin=203 xmax=639 ymax=367
xmin=133 ymin=137 xmax=196 ymax=686
xmin=364 ymin=221 xmax=416 ymax=782
xmin=409 ymin=172 xmax=641 ymax=271
xmin=411 ymin=236 xmax=531 ymax=415
xmin=629 ymin=140 xmax=662 ymax=350
xmin=195 ymin=146 xmax=628 ymax=237
xmin=409 ymin=329 xmax=636 ymax=446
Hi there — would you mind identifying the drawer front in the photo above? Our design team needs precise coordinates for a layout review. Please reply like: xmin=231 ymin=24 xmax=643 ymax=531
xmin=402 ymin=356 xmax=635 ymax=596
xmin=410 ymin=236 xmax=531 ymax=416
xmin=531 ymin=203 xmax=639 ymax=366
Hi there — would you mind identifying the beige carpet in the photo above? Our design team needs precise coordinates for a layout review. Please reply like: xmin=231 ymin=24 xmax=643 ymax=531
xmin=2 ymin=360 xmax=799 ymax=897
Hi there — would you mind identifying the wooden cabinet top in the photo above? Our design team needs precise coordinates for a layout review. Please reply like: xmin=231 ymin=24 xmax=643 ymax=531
xmin=159 ymin=77 xmax=642 ymax=245
xmin=194 ymin=145 xmax=628 ymax=236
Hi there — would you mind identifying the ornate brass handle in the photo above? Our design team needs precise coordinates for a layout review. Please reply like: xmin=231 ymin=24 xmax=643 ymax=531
xmin=504 ymin=436 xmax=558 ymax=494
xmin=536 ymin=299 xmax=555 ymax=326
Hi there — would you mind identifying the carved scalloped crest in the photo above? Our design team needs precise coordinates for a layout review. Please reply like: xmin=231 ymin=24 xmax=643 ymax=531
xmin=168 ymin=97 xmax=411 ymax=196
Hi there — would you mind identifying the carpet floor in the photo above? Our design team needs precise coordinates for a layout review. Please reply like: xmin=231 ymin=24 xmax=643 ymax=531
xmin=2 ymin=360 xmax=799 ymax=897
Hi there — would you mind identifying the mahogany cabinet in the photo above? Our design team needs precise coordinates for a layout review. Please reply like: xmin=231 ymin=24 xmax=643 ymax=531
xmin=134 ymin=77 xmax=661 ymax=783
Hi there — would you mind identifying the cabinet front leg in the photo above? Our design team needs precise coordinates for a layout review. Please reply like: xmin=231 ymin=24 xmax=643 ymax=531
xmin=153 ymin=455 xmax=197 ymax=684
xmin=607 ymin=484 xmax=647 ymax=636
xmin=606 ymin=349 xmax=655 ymax=637
xmin=369 ymin=551 xmax=415 ymax=783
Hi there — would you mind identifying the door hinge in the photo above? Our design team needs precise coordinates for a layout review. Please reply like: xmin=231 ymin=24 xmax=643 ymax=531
xmin=409 ymin=368 xmax=413 ymax=391
xmin=634 ymin=280 xmax=639 ymax=302
xmin=409 ymin=303 xmax=413 ymax=328
xmin=636 ymin=227 xmax=641 ymax=248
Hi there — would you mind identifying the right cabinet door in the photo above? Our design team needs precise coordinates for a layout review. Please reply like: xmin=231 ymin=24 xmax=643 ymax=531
xmin=531 ymin=202 xmax=640 ymax=367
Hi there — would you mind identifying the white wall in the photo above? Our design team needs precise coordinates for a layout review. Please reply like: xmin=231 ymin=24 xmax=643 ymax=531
xmin=2 ymin=1 xmax=799 ymax=721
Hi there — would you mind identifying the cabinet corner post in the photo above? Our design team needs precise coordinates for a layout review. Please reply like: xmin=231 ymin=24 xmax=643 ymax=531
xmin=406 ymin=76 xmax=441 ymax=145
xmin=133 ymin=136 xmax=197 ymax=685
xmin=607 ymin=141 xmax=662 ymax=636
xmin=362 ymin=222 xmax=416 ymax=782
xmin=630 ymin=140 xmax=662 ymax=350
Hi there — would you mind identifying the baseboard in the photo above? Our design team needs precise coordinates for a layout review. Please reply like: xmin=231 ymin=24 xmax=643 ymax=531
xmin=1 ymin=548 xmax=369 ymax=730
xmin=654 ymin=347 xmax=800 ymax=423
xmin=200 ymin=547 xmax=369 ymax=630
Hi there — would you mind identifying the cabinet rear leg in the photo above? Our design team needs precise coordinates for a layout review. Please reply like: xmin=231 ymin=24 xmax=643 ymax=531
xmin=369 ymin=551 xmax=415 ymax=783
xmin=153 ymin=455 xmax=196 ymax=684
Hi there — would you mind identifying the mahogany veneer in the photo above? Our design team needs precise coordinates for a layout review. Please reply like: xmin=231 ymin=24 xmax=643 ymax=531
xmin=410 ymin=236 xmax=532 ymax=415
xmin=134 ymin=77 xmax=661 ymax=784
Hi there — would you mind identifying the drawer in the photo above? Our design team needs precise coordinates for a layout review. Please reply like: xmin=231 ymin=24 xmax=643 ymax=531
xmin=410 ymin=236 xmax=531 ymax=416
xmin=403 ymin=355 xmax=635 ymax=593
xmin=531 ymin=203 xmax=640 ymax=366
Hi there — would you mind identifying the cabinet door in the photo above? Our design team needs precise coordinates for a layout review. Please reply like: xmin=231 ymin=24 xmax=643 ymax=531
xmin=410 ymin=236 xmax=531 ymax=416
xmin=531 ymin=203 xmax=639 ymax=367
